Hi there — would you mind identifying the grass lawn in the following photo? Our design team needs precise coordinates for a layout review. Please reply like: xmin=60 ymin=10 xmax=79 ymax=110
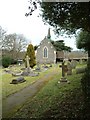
xmin=12 ymin=65 xmax=85 ymax=119
xmin=2 ymin=64 xmax=60 ymax=99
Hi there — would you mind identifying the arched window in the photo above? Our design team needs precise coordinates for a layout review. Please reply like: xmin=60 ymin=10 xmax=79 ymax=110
xmin=43 ymin=47 xmax=48 ymax=58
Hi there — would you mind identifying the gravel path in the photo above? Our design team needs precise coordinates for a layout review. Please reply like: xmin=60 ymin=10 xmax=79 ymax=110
xmin=2 ymin=68 xmax=58 ymax=118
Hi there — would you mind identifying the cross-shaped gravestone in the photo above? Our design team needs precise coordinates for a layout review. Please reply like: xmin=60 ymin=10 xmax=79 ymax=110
xmin=25 ymin=55 xmax=31 ymax=73
xmin=59 ymin=61 xmax=68 ymax=82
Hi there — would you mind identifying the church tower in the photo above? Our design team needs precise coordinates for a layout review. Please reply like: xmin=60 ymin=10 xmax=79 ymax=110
xmin=47 ymin=28 xmax=51 ymax=39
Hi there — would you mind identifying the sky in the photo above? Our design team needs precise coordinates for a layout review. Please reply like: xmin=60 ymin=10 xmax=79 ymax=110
xmin=0 ymin=0 xmax=78 ymax=50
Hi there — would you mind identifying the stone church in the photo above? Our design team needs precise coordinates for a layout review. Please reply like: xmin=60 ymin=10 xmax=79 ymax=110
xmin=36 ymin=28 xmax=64 ymax=64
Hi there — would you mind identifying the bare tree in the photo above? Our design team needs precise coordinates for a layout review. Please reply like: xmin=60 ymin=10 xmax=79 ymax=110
xmin=0 ymin=26 xmax=6 ymax=49
xmin=2 ymin=33 xmax=27 ymax=59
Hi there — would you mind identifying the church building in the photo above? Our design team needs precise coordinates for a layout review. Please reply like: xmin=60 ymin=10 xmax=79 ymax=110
xmin=36 ymin=28 xmax=64 ymax=64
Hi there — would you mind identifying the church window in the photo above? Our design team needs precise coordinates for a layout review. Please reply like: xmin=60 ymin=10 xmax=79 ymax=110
xmin=43 ymin=47 xmax=48 ymax=58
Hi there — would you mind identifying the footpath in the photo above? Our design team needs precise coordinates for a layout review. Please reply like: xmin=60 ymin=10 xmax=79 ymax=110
xmin=2 ymin=67 xmax=59 ymax=118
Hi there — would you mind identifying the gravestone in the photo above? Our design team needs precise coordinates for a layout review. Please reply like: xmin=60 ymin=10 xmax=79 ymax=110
xmin=22 ymin=55 xmax=39 ymax=77
xmin=71 ymin=60 xmax=77 ymax=69
xmin=10 ymin=77 xmax=26 ymax=84
xmin=25 ymin=55 xmax=31 ymax=73
xmin=22 ymin=55 xmax=31 ymax=76
xmin=76 ymin=67 xmax=86 ymax=74
xmin=79 ymin=59 xmax=83 ymax=64
xmin=12 ymin=72 xmax=22 ymax=77
xmin=59 ymin=62 xmax=68 ymax=82
xmin=35 ymin=62 xmax=41 ymax=72
xmin=67 ymin=62 xmax=72 ymax=75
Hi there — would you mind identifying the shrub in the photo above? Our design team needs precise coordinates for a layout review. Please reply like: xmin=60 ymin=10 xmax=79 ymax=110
xmin=2 ymin=56 xmax=12 ymax=68
xmin=25 ymin=43 xmax=36 ymax=68
xmin=11 ymin=59 xmax=17 ymax=65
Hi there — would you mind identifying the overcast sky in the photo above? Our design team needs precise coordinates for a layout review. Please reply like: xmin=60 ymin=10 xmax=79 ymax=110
xmin=0 ymin=0 xmax=78 ymax=50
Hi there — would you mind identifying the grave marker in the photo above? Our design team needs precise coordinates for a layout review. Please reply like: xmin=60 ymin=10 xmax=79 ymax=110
xmin=67 ymin=62 xmax=72 ymax=75
xmin=25 ymin=55 xmax=31 ymax=73
xmin=71 ymin=60 xmax=77 ymax=69
xmin=10 ymin=77 xmax=26 ymax=84
xmin=59 ymin=61 xmax=68 ymax=82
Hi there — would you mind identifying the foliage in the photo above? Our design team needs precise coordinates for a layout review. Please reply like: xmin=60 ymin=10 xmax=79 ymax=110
xmin=0 ymin=26 xmax=6 ymax=48
xmin=76 ymin=30 xmax=90 ymax=52
xmin=76 ymin=30 xmax=90 ymax=115
xmin=2 ymin=33 xmax=27 ymax=59
xmin=26 ymin=2 xmax=90 ymax=34
xmin=34 ymin=45 xmax=38 ymax=50
xmin=11 ymin=58 xmax=18 ymax=65
xmin=2 ymin=56 xmax=12 ymax=68
xmin=25 ymin=0 xmax=40 ymax=16
xmin=51 ymin=40 xmax=72 ymax=52
xmin=40 ymin=2 xmax=90 ymax=34
xmin=81 ymin=66 xmax=90 ymax=119
xmin=25 ymin=43 xmax=36 ymax=68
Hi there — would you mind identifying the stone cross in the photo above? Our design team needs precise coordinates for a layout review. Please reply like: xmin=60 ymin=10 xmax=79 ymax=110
xmin=59 ymin=61 xmax=68 ymax=82
xmin=25 ymin=55 xmax=31 ymax=73
xmin=61 ymin=61 xmax=68 ymax=77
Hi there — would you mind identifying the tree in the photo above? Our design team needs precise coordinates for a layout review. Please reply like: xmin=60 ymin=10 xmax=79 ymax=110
xmin=25 ymin=43 xmax=36 ymax=68
xmin=76 ymin=30 xmax=90 ymax=52
xmin=40 ymin=2 xmax=90 ymax=33
xmin=2 ymin=33 xmax=27 ymax=59
xmin=2 ymin=56 xmax=12 ymax=68
xmin=0 ymin=26 xmax=6 ymax=48
xmin=34 ymin=45 xmax=38 ymax=50
xmin=51 ymin=40 xmax=72 ymax=52
xmin=26 ymin=2 xmax=90 ymax=32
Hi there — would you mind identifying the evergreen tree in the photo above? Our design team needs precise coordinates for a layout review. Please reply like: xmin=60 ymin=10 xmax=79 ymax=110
xmin=26 ymin=43 xmax=36 ymax=68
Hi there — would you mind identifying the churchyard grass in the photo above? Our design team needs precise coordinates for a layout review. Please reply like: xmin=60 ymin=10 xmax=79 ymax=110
xmin=2 ymin=64 xmax=59 ymax=99
xmin=13 ymin=65 xmax=84 ymax=118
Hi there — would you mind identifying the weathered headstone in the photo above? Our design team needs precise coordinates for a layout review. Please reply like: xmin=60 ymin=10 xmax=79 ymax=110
xmin=25 ymin=55 xmax=31 ymax=73
xmin=76 ymin=67 xmax=86 ymax=74
xmin=71 ymin=60 xmax=77 ymax=69
xmin=35 ymin=62 xmax=41 ymax=72
xmin=59 ymin=62 xmax=68 ymax=82
xmin=12 ymin=72 xmax=22 ymax=77
xmin=21 ymin=55 xmax=39 ymax=77
xmin=67 ymin=62 xmax=72 ymax=75
xmin=10 ymin=77 xmax=26 ymax=84
xmin=79 ymin=59 xmax=83 ymax=64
